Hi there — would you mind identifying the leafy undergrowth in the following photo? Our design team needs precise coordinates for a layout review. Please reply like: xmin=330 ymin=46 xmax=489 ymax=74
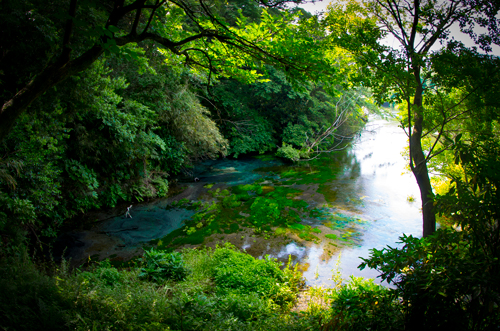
xmin=1 ymin=244 xmax=325 ymax=331
xmin=8 ymin=234 xmax=495 ymax=331
xmin=0 ymin=245 xmax=413 ymax=331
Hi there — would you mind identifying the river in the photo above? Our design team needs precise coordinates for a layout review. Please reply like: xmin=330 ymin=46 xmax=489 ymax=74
xmin=297 ymin=115 xmax=422 ymax=286
xmin=61 ymin=114 xmax=423 ymax=287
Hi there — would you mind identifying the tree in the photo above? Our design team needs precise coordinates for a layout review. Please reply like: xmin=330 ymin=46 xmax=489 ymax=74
xmin=0 ymin=0 xmax=327 ymax=143
xmin=324 ymin=0 xmax=500 ymax=237
xmin=205 ymin=66 xmax=369 ymax=159
xmin=359 ymin=137 xmax=500 ymax=330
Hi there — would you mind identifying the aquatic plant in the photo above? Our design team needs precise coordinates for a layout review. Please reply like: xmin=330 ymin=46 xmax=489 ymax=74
xmin=325 ymin=234 xmax=338 ymax=240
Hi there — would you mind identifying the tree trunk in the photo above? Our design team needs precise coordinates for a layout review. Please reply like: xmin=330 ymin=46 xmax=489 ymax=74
xmin=411 ymin=85 xmax=436 ymax=238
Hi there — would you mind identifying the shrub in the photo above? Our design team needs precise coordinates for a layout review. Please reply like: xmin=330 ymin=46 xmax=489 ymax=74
xmin=210 ymin=244 xmax=303 ymax=307
xmin=139 ymin=249 xmax=188 ymax=282
xmin=80 ymin=259 xmax=122 ymax=286
xmin=327 ymin=276 xmax=402 ymax=331
xmin=276 ymin=142 xmax=301 ymax=162
xmin=0 ymin=253 xmax=70 ymax=331
xmin=360 ymin=230 xmax=500 ymax=331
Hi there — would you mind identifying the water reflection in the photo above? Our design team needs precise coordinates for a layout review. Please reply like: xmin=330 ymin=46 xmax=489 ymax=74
xmin=291 ymin=116 xmax=422 ymax=286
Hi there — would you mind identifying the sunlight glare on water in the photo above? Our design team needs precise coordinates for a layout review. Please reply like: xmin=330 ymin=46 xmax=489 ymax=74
xmin=295 ymin=114 xmax=423 ymax=286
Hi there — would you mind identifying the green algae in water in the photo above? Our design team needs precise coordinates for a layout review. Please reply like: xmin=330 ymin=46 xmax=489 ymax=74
xmin=235 ymin=192 xmax=252 ymax=201
xmin=255 ymin=153 xmax=344 ymax=186
xmin=275 ymin=227 xmax=288 ymax=236
xmin=152 ymin=176 xmax=352 ymax=250
xmin=288 ymin=223 xmax=305 ymax=231
xmin=233 ymin=184 xmax=263 ymax=195
xmin=224 ymin=223 xmax=240 ymax=234
xmin=222 ymin=195 xmax=242 ymax=208
xmin=325 ymin=233 xmax=338 ymax=240
xmin=281 ymin=169 xmax=299 ymax=178
xmin=299 ymin=232 xmax=320 ymax=243
xmin=288 ymin=223 xmax=322 ymax=243
xmin=204 ymin=183 xmax=215 ymax=189
xmin=266 ymin=187 xmax=308 ymax=208
xmin=309 ymin=208 xmax=325 ymax=219
xmin=167 ymin=198 xmax=191 ymax=209
xmin=318 ymin=184 xmax=338 ymax=203
xmin=325 ymin=213 xmax=366 ymax=230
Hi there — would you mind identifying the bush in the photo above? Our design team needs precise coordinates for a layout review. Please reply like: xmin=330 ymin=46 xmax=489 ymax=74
xmin=210 ymin=244 xmax=303 ymax=308
xmin=139 ymin=248 xmax=188 ymax=282
xmin=276 ymin=142 xmax=301 ymax=162
xmin=360 ymin=230 xmax=500 ymax=331
xmin=327 ymin=276 xmax=402 ymax=331
xmin=80 ymin=259 xmax=122 ymax=286
xmin=0 ymin=245 xmax=317 ymax=330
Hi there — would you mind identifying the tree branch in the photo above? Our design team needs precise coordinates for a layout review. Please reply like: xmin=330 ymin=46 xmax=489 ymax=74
xmin=60 ymin=0 xmax=78 ymax=63
xmin=131 ymin=1 xmax=146 ymax=35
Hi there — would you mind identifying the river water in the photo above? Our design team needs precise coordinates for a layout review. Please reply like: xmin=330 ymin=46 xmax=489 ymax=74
xmin=296 ymin=115 xmax=422 ymax=286
xmin=63 ymin=114 xmax=423 ymax=287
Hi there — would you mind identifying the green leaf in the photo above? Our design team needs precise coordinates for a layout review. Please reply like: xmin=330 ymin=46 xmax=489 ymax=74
xmin=108 ymin=25 xmax=119 ymax=33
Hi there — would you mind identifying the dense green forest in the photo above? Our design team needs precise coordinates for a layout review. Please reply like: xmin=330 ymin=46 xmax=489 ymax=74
xmin=1 ymin=0 xmax=499 ymax=330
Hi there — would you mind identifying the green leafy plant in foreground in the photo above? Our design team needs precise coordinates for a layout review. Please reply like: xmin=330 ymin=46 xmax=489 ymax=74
xmin=211 ymin=243 xmax=304 ymax=309
xmin=80 ymin=259 xmax=122 ymax=286
xmin=325 ymin=276 xmax=402 ymax=331
xmin=360 ymin=230 xmax=500 ymax=331
xmin=139 ymin=248 xmax=188 ymax=282
xmin=0 ymin=244 xmax=323 ymax=331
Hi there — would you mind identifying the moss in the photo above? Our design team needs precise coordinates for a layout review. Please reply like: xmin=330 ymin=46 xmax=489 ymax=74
xmin=158 ymin=227 xmax=185 ymax=249
xmin=222 ymin=195 xmax=242 ymax=208
xmin=261 ymin=185 xmax=275 ymax=194
xmin=167 ymin=198 xmax=192 ymax=209
xmin=228 ymin=223 xmax=240 ymax=233
xmin=253 ymin=154 xmax=277 ymax=162
xmin=255 ymin=153 xmax=344 ymax=186
xmin=233 ymin=184 xmax=263 ymax=195
xmin=274 ymin=227 xmax=288 ymax=236
xmin=235 ymin=192 xmax=252 ymax=201
xmin=298 ymin=232 xmax=320 ymax=243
